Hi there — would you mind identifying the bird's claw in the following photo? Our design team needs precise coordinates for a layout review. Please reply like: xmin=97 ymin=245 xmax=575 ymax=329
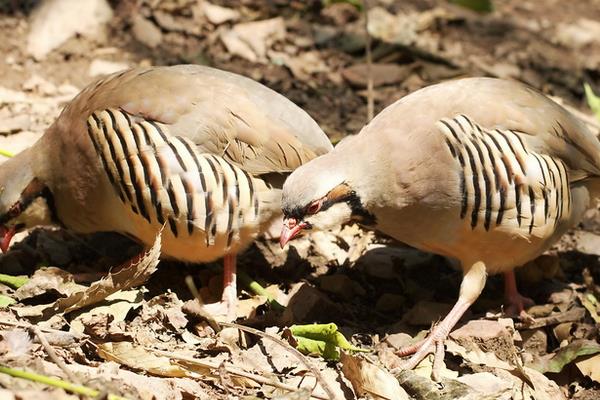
xmin=394 ymin=328 xmax=449 ymax=381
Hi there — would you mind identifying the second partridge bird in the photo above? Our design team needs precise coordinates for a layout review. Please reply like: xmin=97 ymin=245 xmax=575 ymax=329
xmin=0 ymin=65 xmax=332 ymax=319
xmin=280 ymin=77 xmax=600 ymax=376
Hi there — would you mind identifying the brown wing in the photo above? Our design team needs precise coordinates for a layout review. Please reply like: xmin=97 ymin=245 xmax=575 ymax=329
xmin=56 ymin=65 xmax=332 ymax=175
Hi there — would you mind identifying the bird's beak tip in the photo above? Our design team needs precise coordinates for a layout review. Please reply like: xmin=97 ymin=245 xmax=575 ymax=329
xmin=0 ymin=225 xmax=16 ymax=254
xmin=280 ymin=218 xmax=305 ymax=249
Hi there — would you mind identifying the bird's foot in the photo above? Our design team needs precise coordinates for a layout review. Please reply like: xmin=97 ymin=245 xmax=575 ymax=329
xmin=503 ymin=270 xmax=535 ymax=322
xmin=202 ymin=282 xmax=237 ymax=321
xmin=504 ymin=292 xmax=535 ymax=323
xmin=202 ymin=301 xmax=236 ymax=321
xmin=393 ymin=324 xmax=450 ymax=381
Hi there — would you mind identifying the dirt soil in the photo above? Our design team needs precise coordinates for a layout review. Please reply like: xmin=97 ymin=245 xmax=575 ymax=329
xmin=0 ymin=0 xmax=600 ymax=399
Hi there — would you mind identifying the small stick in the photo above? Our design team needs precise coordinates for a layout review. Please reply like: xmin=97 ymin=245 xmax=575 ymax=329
xmin=0 ymin=365 xmax=128 ymax=400
xmin=31 ymin=326 xmax=80 ymax=384
xmin=148 ymin=348 xmax=329 ymax=400
xmin=0 ymin=320 xmax=86 ymax=340
xmin=220 ymin=322 xmax=336 ymax=400
xmin=185 ymin=275 xmax=221 ymax=332
xmin=0 ymin=149 xmax=14 ymax=158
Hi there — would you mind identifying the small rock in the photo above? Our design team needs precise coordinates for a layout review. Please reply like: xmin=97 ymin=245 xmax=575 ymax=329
xmin=571 ymin=231 xmax=600 ymax=256
xmin=27 ymin=0 xmax=113 ymax=60
xmin=202 ymin=2 xmax=240 ymax=25
xmin=555 ymin=19 xmax=600 ymax=49
xmin=450 ymin=320 xmax=514 ymax=361
xmin=88 ymin=59 xmax=130 ymax=77
xmin=549 ymin=287 xmax=576 ymax=305
xmin=318 ymin=274 xmax=366 ymax=301
xmin=22 ymin=74 xmax=56 ymax=96
xmin=451 ymin=320 xmax=509 ymax=341
xmin=457 ymin=372 xmax=512 ymax=396
xmin=131 ymin=15 xmax=163 ymax=48
xmin=382 ymin=332 xmax=414 ymax=350
xmin=342 ymin=63 xmax=412 ymax=88
xmin=281 ymin=282 xmax=341 ymax=324
xmin=553 ymin=322 xmax=574 ymax=343
xmin=357 ymin=244 xmax=430 ymax=280
xmin=220 ymin=17 xmax=286 ymax=63
xmin=520 ymin=329 xmax=547 ymax=356
xmin=152 ymin=10 xmax=183 ymax=32
xmin=57 ymin=83 xmax=80 ymax=96
xmin=376 ymin=293 xmax=405 ymax=312
xmin=321 ymin=2 xmax=359 ymax=25
xmin=527 ymin=304 xmax=556 ymax=318
xmin=403 ymin=301 xmax=453 ymax=326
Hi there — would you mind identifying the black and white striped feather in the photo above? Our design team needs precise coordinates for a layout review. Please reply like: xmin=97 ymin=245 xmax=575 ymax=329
xmin=86 ymin=108 xmax=261 ymax=249
xmin=440 ymin=114 xmax=571 ymax=238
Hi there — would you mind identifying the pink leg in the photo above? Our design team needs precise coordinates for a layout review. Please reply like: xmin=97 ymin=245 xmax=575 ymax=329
xmin=202 ymin=253 xmax=238 ymax=321
xmin=395 ymin=261 xmax=487 ymax=378
xmin=222 ymin=253 xmax=237 ymax=321
xmin=503 ymin=270 xmax=534 ymax=320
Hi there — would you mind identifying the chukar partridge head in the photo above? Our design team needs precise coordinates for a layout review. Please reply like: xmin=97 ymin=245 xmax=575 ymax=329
xmin=281 ymin=77 xmax=600 ymax=378
xmin=0 ymin=64 xmax=332 ymax=319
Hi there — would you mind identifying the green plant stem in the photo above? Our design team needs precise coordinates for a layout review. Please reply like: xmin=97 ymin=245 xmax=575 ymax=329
xmin=0 ymin=273 xmax=29 ymax=289
xmin=0 ymin=365 xmax=129 ymax=400
xmin=237 ymin=269 xmax=285 ymax=311
xmin=0 ymin=149 xmax=14 ymax=158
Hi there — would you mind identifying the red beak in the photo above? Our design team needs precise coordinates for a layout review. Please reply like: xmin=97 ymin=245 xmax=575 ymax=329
xmin=0 ymin=226 xmax=16 ymax=253
xmin=280 ymin=218 xmax=307 ymax=248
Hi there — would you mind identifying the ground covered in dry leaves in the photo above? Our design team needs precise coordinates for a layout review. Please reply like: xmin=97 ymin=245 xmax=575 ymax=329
xmin=0 ymin=0 xmax=600 ymax=399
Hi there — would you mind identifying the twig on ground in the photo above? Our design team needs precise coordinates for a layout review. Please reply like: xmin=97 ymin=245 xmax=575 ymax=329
xmin=0 ymin=319 xmax=86 ymax=340
xmin=31 ymin=326 xmax=80 ymax=384
xmin=220 ymin=322 xmax=336 ymax=400
xmin=148 ymin=348 xmax=329 ymax=400
xmin=185 ymin=275 xmax=221 ymax=332
xmin=0 ymin=365 xmax=129 ymax=400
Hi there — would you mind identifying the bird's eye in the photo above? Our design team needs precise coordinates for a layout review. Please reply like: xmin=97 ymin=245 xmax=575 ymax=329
xmin=307 ymin=200 xmax=321 ymax=215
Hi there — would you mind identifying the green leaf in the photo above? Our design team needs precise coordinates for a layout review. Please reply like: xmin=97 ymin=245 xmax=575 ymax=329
xmin=295 ymin=336 xmax=340 ymax=360
xmin=0 ymin=273 xmax=29 ymax=289
xmin=0 ymin=295 xmax=15 ymax=307
xmin=584 ymin=83 xmax=600 ymax=121
xmin=529 ymin=339 xmax=600 ymax=373
xmin=289 ymin=323 xmax=369 ymax=361
xmin=449 ymin=0 xmax=493 ymax=13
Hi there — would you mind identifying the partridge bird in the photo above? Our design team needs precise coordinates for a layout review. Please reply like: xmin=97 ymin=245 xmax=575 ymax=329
xmin=0 ymin=65 xmax=332 ymax=319
xmin=280 ymin=77 xmax=600 ymax=376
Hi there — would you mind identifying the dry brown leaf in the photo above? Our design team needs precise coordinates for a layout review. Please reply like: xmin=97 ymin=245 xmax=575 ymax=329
xmin=69 ymin=289 xmax=144 ymax=336
xmin=446 ymin=340 xmax=515 ymax=370
xmin=576 ymin=354 xmax=600 ymax=383
xmin=340 ymin=352 xmax=409 ymax=400
xmin=97 ymin=341 xmax=189 ymax=378
xmin=14 ymin=267 xmax=84 ymax=301
xmin=46 ymin=230 xmax=162 ymax=316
